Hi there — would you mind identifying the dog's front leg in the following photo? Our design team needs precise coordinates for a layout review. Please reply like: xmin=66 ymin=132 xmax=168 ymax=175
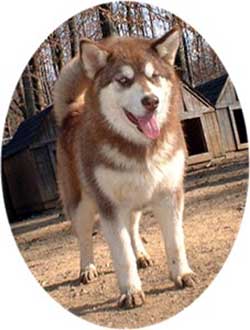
xmin=153 ymin=188 xmax=196 ymax=288
xmin=101 ymin=209 xmax=145 ymax=308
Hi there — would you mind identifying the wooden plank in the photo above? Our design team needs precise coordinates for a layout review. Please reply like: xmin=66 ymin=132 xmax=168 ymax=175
xmin=202 ymin=112 xmax=224 ymax=157
xmin=30 ymin=138 xmax=56 ymax=149
xmin=237 ymin=142 xmax=248 ymax=150
xmin=182 ymin=85 xmax=213 ymax=113
xmin=32 ymin=146 xmax=58 ymax=204
xmin=199 ymin=115 xmax=213 ymax=157
xmin=215 ymin=108 xmax=236 ymax=152
xmin=187 ymin=152 xmax=211 ymax=165
xmin=216 ymin=78 xmax=240 ymax=108
xmin=181 ymin=109 xmax=213 ymax=120
xmin=31 ymin=113 xmax=57 ymax=146
xmin=229 ymin=107 xmax=248 ymax=150
xmin=3 ymin=150 xmax=43 ymax=215
xmin=2 ymin=171 xmax=16 ymax=221
xmin=48 ymin=143 xmax=57 ymax=176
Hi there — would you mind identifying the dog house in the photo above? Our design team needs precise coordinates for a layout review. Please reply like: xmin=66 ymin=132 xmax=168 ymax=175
xmin=2 ymin=106 xmax=59 ymax=221
xmin=2 ymin=77 xmax=247 ymax=220
xmin=180 ymin=83 xmax=224 ymax=165
xmin=1 ymin=87 xmax=225 ymax=220
xmin=196 ymin=74 xmax=248 ymax=152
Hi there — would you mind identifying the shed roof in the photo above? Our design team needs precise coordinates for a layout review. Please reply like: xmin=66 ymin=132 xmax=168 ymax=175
xmin=182 ymin=82 xmax=214 ymax=109
xmin=2 ymin=105 xmax=53 ymax=159
xmin=195 ymin=74 xmax=228 ymax=105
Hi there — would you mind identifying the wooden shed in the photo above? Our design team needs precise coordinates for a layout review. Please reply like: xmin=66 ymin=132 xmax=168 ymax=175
xmin=2 ymin=106 xmax=58 ymax=221
xmin=196 ymin=75 xmax=248 ymax=153
xmin=180 ymin=82 xmax=224 ymax=165
xmin=2 ymin=78 xmax=245 ymax=221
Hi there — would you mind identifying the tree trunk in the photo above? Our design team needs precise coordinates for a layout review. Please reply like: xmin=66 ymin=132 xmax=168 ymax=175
xmin=15 ymin=80 xmax=26 ymax=115
xmin=49 ymin=31 xmax=63 ymax=74
xmin=29 ymin=56 xmax=45 ymax=110
xmin=22 ymin=65 xmax=37 ymax=119
xmin=126 ymin=3 xmax=134 ymax=36
xmin=68 ymin=17 xmax=78 ymax=57
xmin=182 ymin=29 xmax=193 ymax=86
xmin=147 ymin=5 xmax=155 ymax=38
xmin=172 ymin=16 xmax=192 ymax=85
xmin=40 ymin=65 xmax=52 ymax=105
xmin=98 ymin=4 xmax=117 ymax=37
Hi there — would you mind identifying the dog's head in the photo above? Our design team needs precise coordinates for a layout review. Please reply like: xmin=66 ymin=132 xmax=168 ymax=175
xmin=80 ymin=28 xmax=180 ymax=144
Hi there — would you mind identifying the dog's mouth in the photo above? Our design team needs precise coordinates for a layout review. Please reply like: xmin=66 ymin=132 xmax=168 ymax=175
xmin=124 ymin=109 xmax=160 ymax=140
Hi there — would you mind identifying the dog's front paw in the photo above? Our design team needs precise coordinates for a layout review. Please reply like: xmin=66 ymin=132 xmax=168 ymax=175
xmin=79 ymin=264 xmax=98 ymax=284
xmin=118 ymin=289 xmax=145 ymax=309
xmin=173 ymin=272 xmax=197 ymax=289
xmin=137 ymin=254 xmax=153 ymax=269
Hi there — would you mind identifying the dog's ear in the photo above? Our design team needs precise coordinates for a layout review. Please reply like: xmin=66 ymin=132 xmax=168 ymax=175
xmin=80 ymin=39 xmax=109 ymax=79
xmin=152 ymin=27 xmax=181 ymax=65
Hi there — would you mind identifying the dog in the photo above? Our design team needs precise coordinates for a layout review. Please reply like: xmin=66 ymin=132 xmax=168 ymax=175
xmin=54 ymin=27 xmax=196 ymax=309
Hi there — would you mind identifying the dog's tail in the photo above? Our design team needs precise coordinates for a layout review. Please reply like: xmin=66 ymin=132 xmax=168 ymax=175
xmin=53 ymin=56 xmax=90 ymax=126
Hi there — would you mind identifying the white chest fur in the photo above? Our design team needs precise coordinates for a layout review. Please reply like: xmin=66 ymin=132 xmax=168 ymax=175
xmin=94 ymin=147 xmax=185 ymax=210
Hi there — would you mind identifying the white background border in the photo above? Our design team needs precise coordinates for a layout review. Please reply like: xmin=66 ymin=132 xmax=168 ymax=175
xmin=0 ymin=1 xmax=249 ymax=329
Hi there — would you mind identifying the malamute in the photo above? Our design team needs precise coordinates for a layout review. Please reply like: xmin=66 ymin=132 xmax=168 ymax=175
xmin=54 ymin=27 xmax=196 ymax=309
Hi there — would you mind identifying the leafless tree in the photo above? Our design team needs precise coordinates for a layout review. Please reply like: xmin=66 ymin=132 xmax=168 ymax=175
xmin=4 ymin=1 xmax=226 ymax=140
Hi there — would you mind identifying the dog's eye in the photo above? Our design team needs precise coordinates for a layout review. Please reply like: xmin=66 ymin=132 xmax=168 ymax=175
xmin=150 ymin=73 xmax=161 ymax=83
xmin=152 ymin=73 xmax=160 ymax=79
xmin=116 ymin=76 xmax=131 ymax=87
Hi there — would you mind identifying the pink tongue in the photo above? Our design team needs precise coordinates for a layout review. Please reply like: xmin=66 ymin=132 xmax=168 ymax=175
xmin=137 ymin=114 xmax=160 ymax=139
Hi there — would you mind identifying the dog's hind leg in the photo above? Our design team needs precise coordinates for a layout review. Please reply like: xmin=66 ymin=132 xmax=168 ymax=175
xmin=130 ymin=211 xmax=152 ymax=269
xmin=71 ymin=194 xmax=98 ymax=284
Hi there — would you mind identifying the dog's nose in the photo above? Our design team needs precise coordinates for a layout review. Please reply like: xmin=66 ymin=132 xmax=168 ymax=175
xmin=141 ymin=95 xmax=159 ymax=112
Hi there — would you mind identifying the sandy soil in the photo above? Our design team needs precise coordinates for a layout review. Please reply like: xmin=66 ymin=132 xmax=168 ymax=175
xmin=12 ymin=152 xmax=248 ymax=329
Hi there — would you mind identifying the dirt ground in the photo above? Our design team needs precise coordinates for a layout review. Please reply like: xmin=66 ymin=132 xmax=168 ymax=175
xmin=12 ymin=151 xmax=248 ymax=329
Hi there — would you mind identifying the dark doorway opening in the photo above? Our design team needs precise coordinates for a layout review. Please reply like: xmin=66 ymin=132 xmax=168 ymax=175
xmin=182 ymin=118 xmax=208 ymax=156
xmin=232 ymin=109 xmax=248 ymax=144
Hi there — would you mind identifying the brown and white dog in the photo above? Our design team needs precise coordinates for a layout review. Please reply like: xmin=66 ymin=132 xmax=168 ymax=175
xmin=54 ymin=27 xmax=196 ymax=309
